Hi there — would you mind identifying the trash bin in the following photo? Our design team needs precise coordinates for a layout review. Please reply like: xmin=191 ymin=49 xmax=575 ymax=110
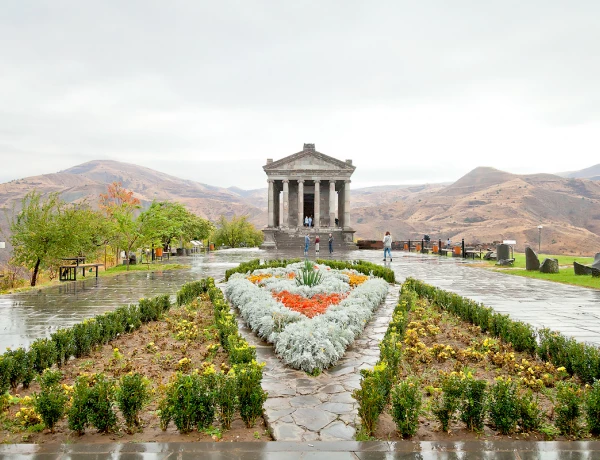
xmin=155 ymin=248 xmax=163 ymax=257
xmin=209 ymin=243 xmax=215 ymax=251
xmin=129 ymin=254 xmax=137 ymax=265
xmin=176 ymin=248 xmax=184 ymax=256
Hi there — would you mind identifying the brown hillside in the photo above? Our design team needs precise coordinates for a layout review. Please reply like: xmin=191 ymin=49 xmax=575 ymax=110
xmin=352 ymin=168 xmax=600 ymax=255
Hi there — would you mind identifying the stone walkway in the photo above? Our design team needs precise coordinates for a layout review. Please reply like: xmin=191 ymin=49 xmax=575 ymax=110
xmin=225 ymin=282 xmax=401 ymax=442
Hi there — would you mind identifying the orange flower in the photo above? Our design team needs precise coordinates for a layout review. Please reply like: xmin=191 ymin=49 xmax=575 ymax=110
xmin=272 ymin=291 xmax=347 ymax=318
xmin=247 ymin=273 xmax=272 ymax=284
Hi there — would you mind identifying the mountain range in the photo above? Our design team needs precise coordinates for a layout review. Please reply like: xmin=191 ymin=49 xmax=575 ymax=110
xmin=1 ymin=160 xmax=600 ymax=260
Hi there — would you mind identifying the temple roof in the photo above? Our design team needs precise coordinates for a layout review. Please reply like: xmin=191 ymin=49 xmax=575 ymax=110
xmin=263 ymin=144 xmax=355 ymax=175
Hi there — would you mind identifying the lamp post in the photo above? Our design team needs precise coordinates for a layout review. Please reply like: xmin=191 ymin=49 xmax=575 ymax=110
xmin=537 ymin=225 xmax=543 ymax=253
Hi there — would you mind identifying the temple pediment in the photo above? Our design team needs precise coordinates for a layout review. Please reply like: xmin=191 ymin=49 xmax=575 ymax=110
xmin=264 ymin=144 xmax=355 ymax=174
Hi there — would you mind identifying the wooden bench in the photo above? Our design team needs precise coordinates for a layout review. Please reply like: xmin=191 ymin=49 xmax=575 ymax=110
xmin=439 ymin=249 xmax=449 ymax=256
xmin=59 ymin=263 xmax=104 ymax=281
xmin=465 ymin=250 xmax=483 ymax=259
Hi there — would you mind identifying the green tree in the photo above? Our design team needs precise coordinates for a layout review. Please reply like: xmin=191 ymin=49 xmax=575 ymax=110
xmin=211 ymin=215 xmax=263 ymax=248
xmin=10 ymin=191 xmax=107 ymax=286
xmin=99 ymin=183 xmax=142 ymax=270
xmin=139 ymin=202 xmax=213 ymax=251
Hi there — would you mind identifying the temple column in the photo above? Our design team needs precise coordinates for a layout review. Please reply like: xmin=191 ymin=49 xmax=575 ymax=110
xmin=329 ymin=180 xmax=336 ymax=227
xmin=282 ymin=179 xmax=289 ymax=228
xmin=267 ymin=179 xmax=274 ymax=227
xmin=297 ymin=179 xmax=304 ymax=229
xmin=344 ymin=180 xmax=351 ymax=228
xmin=314 ymin=179 xmax=320 ymax=229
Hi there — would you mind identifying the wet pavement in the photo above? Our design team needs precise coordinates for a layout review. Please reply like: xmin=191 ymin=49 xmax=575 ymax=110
xmin=2 ymin=247 xmax=600 ymax=349
xmin=2 ymin=440 xmax=600 ymax=459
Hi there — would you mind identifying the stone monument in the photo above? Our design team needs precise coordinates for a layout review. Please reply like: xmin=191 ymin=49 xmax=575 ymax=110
xmin=261 ymin=143 xmax=356 ymax=250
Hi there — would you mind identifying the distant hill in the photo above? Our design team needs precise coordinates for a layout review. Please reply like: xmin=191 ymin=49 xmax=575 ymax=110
xmin=558 ymin=164 xmax=600 ymax=180
xmin=1 ymin=160 xmax=600 ymax=262
xmin=352 ymin=167 xmax=600 ymax=255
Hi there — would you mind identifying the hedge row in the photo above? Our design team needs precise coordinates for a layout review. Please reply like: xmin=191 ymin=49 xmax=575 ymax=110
xmin=315 ymin=259 xmax=396 ymax=284
xmin=225 ymin=258 xmax=396 ymax=284
xmin=353 ymin=287 xmax=415 ymax=435
xmin=0 ymin=284 xmax=200 ymax=394
xmin=403 ymin=277 xmax=600 ymax=384
xmin=224 ymin=259 xmax=301 ymax=281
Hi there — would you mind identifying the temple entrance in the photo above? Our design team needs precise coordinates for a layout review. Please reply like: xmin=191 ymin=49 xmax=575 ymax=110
xmin=303 ymin=193 xmax=314 ymax=225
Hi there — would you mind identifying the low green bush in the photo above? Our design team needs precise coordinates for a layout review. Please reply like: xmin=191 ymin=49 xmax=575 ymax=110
xmin=235 ymin=361 xmax=268 ymax=428
xmin=585 ymin=380 xmax=600 ymax=435
xmin=517 ymin=388 xmax=543 ymax=432
xmin=0 ymin=355 xmax=12 ymax=394
xmin=391 ymin=377 xmax=422 ymax=437
xmin=87 ymin=373 xmax=117 ymax=433
xmin=30 ymin=338 xmax=57 ymax=374
xmin=51 ymin=328 xmax=73 ymax=368
xmin=460 ymin=377 xmax=487 ymax=431
xmin=72 ymin=319 xmax=96 ymax=358
xmin=215 ymin=369 xmax=237 ymax=430
xmin=487 ymin=378 xmax=519 ymax=435
xmin=68 ymin=374 xmax=92 ymax=434
xmin=227 ymin=334 xmax=256 ymax=365
xmin=33 ymin=369 xmax=67 ymax=432
xmin=432 ymin=374 xmax=463 ymax=432
xmin=176 ymin=279 xmax=208 ymax=306
xmin=116 ymin=373 xmax=150 ymax=433
xmin=353 ymin=362 xmax=394 ymax=436
xmin=555 ymin=380 xmax=582 ymax=436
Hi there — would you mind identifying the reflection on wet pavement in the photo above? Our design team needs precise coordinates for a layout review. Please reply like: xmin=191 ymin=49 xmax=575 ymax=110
xmin=2 ymin=248 xmax=600 ymax=350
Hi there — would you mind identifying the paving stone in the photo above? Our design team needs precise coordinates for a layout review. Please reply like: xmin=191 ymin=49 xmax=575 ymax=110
xmin=320 ymin=402 xmax=355 ymax=414
xmin=270 ymin=421 xmax=306 ymax=441
xmin=326 ymin=364 xmax=356 ymax=377
xmin=264 ymin=407 xmax=296 ymax=423
xmin=339 ymin=412 xmax=358 ymax=425
xmin=319 ymin=384 xmax=346 ymax=394
xmin=329 ymin=392 xmax=356 ymax=404
xmin=264 ymin=398 xmax=291 ymax=410
xmin=320 ymin=420 xmax=356 ymax=441
xmin=289 ymin=395 xmax=322 ymax=407
xmin=292 ymin=407 xmax=337 ymax=432
xmin=262 ymin=382 xmax=296 ymax=397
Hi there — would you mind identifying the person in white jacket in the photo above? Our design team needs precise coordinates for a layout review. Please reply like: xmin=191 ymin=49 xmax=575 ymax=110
xmin=383 ymin=231 xmax=392 ymax=262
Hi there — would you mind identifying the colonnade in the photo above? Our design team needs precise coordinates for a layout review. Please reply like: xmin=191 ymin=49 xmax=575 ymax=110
xmin=267 ymin=178 xmax=351 ymax=229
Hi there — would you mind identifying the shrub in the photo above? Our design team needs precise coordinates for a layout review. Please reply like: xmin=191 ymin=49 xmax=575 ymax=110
xmin=353 ymin=363 xmax=394 ymax=436
xmin=5 ymin=348 xmax=26 ymax=390
xmin=488 ymin=378 xmax=519 ymax=434
xmin=432 ymin=374 xmax=463 ymax=432
xmin=51 ymin=328 xmax=73 ymax=368
xmin=508 ymin=322 xmax=537 ymax=354
xmin=72 ymin=320 xmax=96 ymax=358
xmin=460 ymin=377 xmax=487 ymax=431
xmin=235 ymin=361 xmax=267 ymax=428
xmin=215 ymin=369 xmax=237 ymax=430
xmin=87 ymin=373 xmax=117 ymax=433
xmin=0 ymin=355 xmax=12 ymax=394
xmin=116 ymin=373 xmax=150 ymax=433
xmin=162 ymin=373 xmax=200 ymax=433
xmin=33 ymin=369 xmax=67 ymax=432
xmin=585 ymin=380 xmax=600 ymax=435
xmin=68 ymin=374 xmax=92 ymax=434
xmin=555 ymin=381 xmax=582 ymax=436
xmin=177 ymin=280 xmax=208 ymax=306
xmin=517 ymin=388 xmax=543 ymax=432
xmin=196 ymin=366 xmax=218 ymax=430
xmin=227 ymin=334 xmax=256 ymax=365
xmin=390 ymin=377 xmax=422 ymax=437
xmin=216 ymin=314 xmax=238 ymax=350
xmin=30 ymin=338 xmax=57 ymax=374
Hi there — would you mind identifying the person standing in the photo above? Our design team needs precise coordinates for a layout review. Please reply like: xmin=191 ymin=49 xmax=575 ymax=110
xmin=308 ymin=216 xmax=312 ymax=228
xmin=315 ymin=235 xmax=320 ymax=255
xmin=383 ymin=231 xmax=392 ymax=262
xmin=446 ymin=238 xmax=452 ymax=249
xmin=304 ymin=233 xmax=310 ymax=257
xmin=328 ymin=233 xmax=334 ymax=254
xmin=304 ymin=215 xmax=308 ymax=227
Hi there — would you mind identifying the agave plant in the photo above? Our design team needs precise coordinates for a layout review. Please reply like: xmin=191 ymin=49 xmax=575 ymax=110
xmin=296 ymin=261 xmax=323 ymax=287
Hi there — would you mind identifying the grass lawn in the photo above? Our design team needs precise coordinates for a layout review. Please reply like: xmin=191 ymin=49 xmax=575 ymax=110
xmin=476 ymin=252 xmax=599 ymax=289
xmin=101 ymin=262 xmax=190 ymax=276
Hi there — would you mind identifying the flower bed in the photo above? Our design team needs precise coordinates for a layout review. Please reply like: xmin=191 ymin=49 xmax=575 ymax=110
xmin=225 ymin=261 xmax=389 ymax=373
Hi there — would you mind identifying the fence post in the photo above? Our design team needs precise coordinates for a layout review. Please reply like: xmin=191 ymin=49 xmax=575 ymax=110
xmin=462 ymin=238 xmax=465 ymax=258
xmin=408 ymin=239 xmax=411 ymax=252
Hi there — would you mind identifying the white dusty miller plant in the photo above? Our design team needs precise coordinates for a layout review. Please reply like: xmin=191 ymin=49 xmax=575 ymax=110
xmin=225 ymin=262 xmax=388 ymax=373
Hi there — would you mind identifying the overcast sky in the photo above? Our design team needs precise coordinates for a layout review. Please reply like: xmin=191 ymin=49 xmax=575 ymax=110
xmin=1 ymin=1 xmax=599 ymax=189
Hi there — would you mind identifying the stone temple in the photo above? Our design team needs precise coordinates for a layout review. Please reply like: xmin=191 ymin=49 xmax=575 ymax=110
xmin=261 ymin=143 xmax=356 ymax=250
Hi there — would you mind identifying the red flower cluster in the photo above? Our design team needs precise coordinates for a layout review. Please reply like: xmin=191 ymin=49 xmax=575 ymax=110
xmin=272 ymin=291 xmax=347 ymax=318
